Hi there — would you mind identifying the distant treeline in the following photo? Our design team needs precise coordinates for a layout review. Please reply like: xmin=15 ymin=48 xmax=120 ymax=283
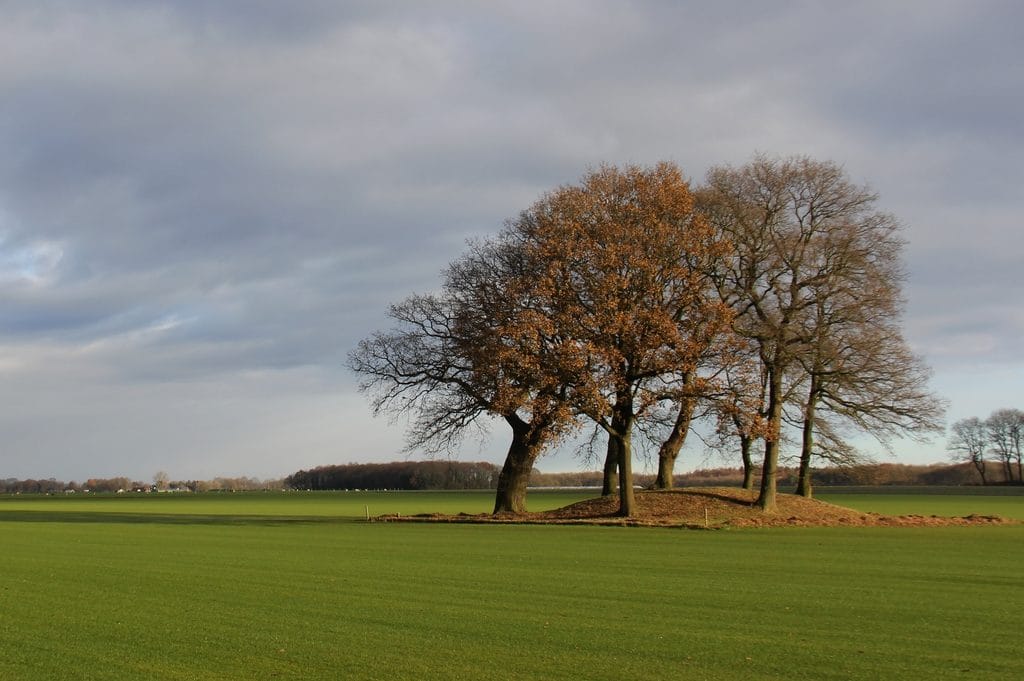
xmin=287 ymin=460 xmax=1008 ymax=491
xmin=285 ymin=461 xmax=501 ymax=490
xmin=3 ymin=461 xmax=1008 ymax=495
xmin=0 ymin=476 xmax=284 ymax=494
xmin=0 ymin=477 xmax=147 ymax=494
xmin=789 ymin=462 xmax=1011 ymax=486
xmin=529 ymin=461 xmax=1009 ymax=488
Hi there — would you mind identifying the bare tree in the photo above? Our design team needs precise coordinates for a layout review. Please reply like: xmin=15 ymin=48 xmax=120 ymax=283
xmin=700 ymin=155 xmax=943 ymax=510
xmin=791 ymin=301 xmax=945 ymax=498
xmin=153 ymin=471 xmax=170 ymax=491
xmin=985 ymin=408 xmax=1024 ymax=483
xmin=948 ymin=417 xmax=989 ymax=484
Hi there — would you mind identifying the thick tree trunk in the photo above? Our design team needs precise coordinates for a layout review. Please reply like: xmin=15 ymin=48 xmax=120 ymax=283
xmin=654 ymin=398 xmax=693 ymax=490
xmin=756 ymin=367 xmax=783 ymax=512
xmin=602 ymin=437 xmax=619 ymax=496
xmin=740 ymin=435 xmax=755 ymax=490
xmin=612 ymin=396 xmax=637 ymax=517
xmin=794 ymin=435 xmax=813 ymax=498
xmin=795 ymin=379 xmax=818 ymax=498
xmin=654 ymin=454 xmax=675 ymax=491
xmin=795 ymin=453 xmax=813 ymax=498
xmin=757 ymin=439 xmax=780 ymax=511
xmin=615 ymin=430 xmax=636 ymax=517
xmin=492 ymin=449 xmax=532 ymax=515
xmin=492 ymin=419 xmax=541 ymax=514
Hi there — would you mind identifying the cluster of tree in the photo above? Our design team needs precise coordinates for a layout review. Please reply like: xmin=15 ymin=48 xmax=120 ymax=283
xmin=184 ymin=477 xmax=286 ymax=492
xmin=350 ymin=157 xmax=945 ymax=516
xmin=285 ymin=461 xmax=501 ymax=491
xmin=948 ymin=409 xmax=1024 ymax=484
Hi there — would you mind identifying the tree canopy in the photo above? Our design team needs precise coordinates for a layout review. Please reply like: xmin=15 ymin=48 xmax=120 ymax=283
xmin=698 ymin=155 xmax=944 ymax=509
xmin=351 ymin=157 xmax=946 ymax=516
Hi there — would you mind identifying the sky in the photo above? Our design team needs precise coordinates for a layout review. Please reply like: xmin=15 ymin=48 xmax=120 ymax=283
xmin=1 ymin=0 xmax=1021 ymax=482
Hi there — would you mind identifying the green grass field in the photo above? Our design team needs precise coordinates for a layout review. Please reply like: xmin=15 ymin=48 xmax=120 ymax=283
xmin=816 ymin=487 xmax=1024 ymax=520
xmin=1 ymin=489 xmax=1021 ymax=680
xmin=0 ymin=489 xmax=591 ymax=524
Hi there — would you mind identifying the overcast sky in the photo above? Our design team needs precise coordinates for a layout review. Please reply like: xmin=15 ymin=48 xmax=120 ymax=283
xmin=1 ymin=0 xmax=1021 ymax=482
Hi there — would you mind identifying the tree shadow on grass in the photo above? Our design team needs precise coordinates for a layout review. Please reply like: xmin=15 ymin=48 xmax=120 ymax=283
xmin=0 ymin=510 xmax=362 ymax=526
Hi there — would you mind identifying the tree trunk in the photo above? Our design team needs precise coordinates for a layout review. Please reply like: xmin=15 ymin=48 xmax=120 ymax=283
xmin=740 ymin=435 xmax=755 ymax=490
xmin=613 ymin=400 xmax=637 ymax=517
xmin=616 ymin=430 xmax=636 ymax=517
xmin=794 ymin=438 xmax=813 ymax=498
xmin=492 ymin=418 xmax=541 ymax=514
xmin=795 ymin=378 xmax=818 ymax=498
xmin=602 ymin=436 xmax=619 ymax=496
xmin=757 ymin=438 xmax=780 ymax=511
xmin=654 ymin=398 xmax=693 ymax=490
xmin=654 ymin=454 xmax=675 ymax=491
xmin=975 ymin=458 xmax=988 ymax=486
xmin=756 ymin=366 xmax=783 ymax=512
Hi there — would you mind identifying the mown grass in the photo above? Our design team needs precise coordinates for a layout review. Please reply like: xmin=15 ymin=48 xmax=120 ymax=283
xmin=816 ymin=487 xmax=1024 ymax=520
xmin=0 ymin=490 xmax=1021 ymax=680
xmin=0 ymin=489 xmax=591 ymax=522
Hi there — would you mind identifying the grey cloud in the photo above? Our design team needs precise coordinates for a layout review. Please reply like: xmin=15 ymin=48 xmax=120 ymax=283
xmin=0 ymin=1 xmax=1021 ymax=478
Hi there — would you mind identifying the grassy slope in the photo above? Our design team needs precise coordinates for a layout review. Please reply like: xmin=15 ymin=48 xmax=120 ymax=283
xmin=1 ymin=491 xmax=1021 ymax=681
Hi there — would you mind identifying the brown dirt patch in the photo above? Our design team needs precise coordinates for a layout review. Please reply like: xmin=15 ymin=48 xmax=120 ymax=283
xmin=376 ymin=487 xmax=1016 ymax=529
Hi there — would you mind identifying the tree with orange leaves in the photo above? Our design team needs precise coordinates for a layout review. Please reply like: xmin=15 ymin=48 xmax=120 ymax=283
xmin=349 ymin=237 xmax=576 ymax=514
xmin=502 ymin=162 xmax=733 ymax=516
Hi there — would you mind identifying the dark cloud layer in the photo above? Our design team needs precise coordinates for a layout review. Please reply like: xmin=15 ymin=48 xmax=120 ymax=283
xmin=1 ymin=1 xmax=1021 ymax=479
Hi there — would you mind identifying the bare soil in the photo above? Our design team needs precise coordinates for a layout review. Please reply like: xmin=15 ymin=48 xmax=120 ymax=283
xmin=377 ymin=487 xmax=1016 ymax=529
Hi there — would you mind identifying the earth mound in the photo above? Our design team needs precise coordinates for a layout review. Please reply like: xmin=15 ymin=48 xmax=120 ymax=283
xmin=379 ymin=487 xmax=1015 ymax=528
